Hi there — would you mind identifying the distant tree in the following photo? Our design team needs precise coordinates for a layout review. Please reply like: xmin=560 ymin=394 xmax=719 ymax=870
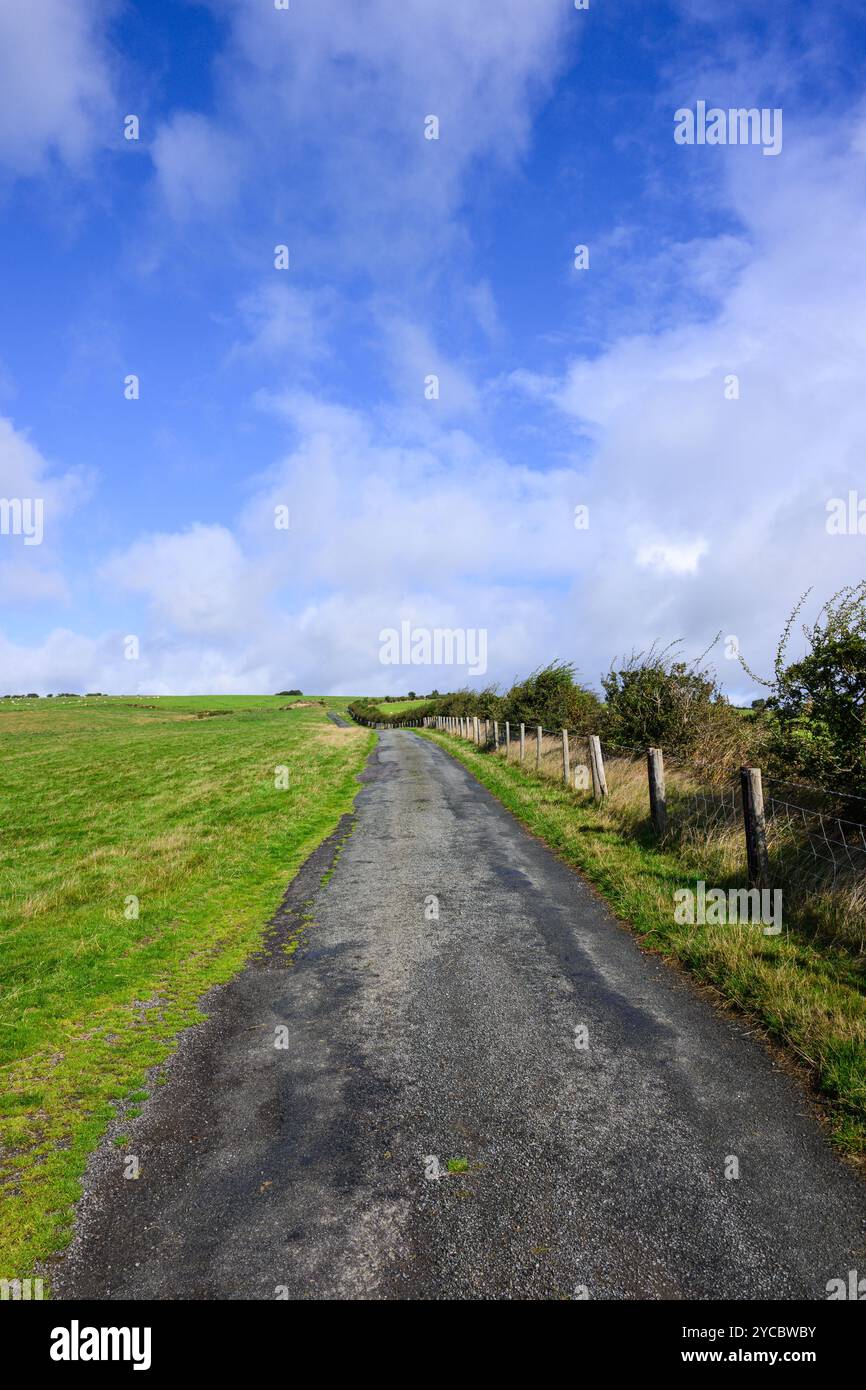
xmin=408 ymin=691 xmax=417 ymax=701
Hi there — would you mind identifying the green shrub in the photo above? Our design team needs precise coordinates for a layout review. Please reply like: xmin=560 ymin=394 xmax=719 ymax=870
xmin=500 ymin=661 xmax=600 ymax=733
xmin=744 ymin=584 xmax=866 ymax=799
xmin=602 ymin=642 xmax=752 ymax=774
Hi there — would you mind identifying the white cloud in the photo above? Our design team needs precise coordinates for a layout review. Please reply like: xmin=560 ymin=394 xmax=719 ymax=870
xmin=167 ymin=0 xmax=573 ymax=266
xmin=0 ymin=628 xmax=101 ymax=693
xmin=518 ymin=114 xmax=866 ymax=695
xmin=466 ymin=280 xmax=502 ymax=341
xmin=150 ymin=112 xmax=244 ymax=220
xmin=101 ymin=523 xmax=268 ymax=637
xmin=0 ymin=417 xmax=88 ymax=607
xmin=636 ymin=539 xmax=708 ymax=576
xmin=226 ymin=0 xmax=569 ymax=163
xmin=228 ymin=282 xmax=333 ymax=364
xmin=379 ymin=319 xmax=479 ymax=420
xmin=5 ymin=388 xmax=586 ymax=693
xmin=240 ymin=391 xmax=580 ymax=591
xmin=0 ymin=1 xmax=116 ymax=176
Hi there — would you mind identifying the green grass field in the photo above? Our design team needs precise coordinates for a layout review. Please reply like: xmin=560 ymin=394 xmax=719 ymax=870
xmin=369 ymin=698 xmax=431 ymax=716
xmin=0 ymin=695 xmax=373 ymax=1280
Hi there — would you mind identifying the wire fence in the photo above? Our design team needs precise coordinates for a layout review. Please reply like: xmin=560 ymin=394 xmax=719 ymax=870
xmin=763 ymin=785 xmax=866 ymax=885
xmin=421 ymin=715 xmax=866 ymax=943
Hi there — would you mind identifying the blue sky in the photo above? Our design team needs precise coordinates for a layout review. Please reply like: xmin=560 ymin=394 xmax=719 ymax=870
xmin=1 ymin=0 xmax=865 ymax=696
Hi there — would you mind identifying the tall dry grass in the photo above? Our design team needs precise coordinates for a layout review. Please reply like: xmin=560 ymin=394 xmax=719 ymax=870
xmin=466 ymin=722 xmax=866 ymax=959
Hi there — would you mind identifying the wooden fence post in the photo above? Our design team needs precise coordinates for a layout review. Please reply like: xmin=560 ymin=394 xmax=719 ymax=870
xmin=589 ymin=735 xmax=608 ymax=799
xmin=519 ymin=723 xmax=525 ymax=763
xmin=741 ymin=766 xmax=770 ymax=889
xmin=561 ymin=729 xmax=570 ymax=786
xmin=493 ymin=719 xmax=499 ymax=751
xmin=536 ymin=725 xmax=542 ymax=772
xmin=505 ymin=721 xmax=510 ymax=757
xmin=647 ymin=747 xmax=666 ymax=834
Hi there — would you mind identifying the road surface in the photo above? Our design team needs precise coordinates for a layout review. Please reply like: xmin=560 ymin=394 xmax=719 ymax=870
xmin=53 ymin=731 xmax=864 ymax=1299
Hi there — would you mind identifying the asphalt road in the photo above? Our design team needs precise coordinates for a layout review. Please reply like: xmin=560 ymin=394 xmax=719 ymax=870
xmin=53 ymin=731 xmax=864 ymax=1300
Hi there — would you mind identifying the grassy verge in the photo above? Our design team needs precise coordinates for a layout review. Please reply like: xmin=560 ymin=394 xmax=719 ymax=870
xmin=418 ymin=730 xmax=866 ymax=1158
xmin=0 ymin=696 xmax=374 ymax=1280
